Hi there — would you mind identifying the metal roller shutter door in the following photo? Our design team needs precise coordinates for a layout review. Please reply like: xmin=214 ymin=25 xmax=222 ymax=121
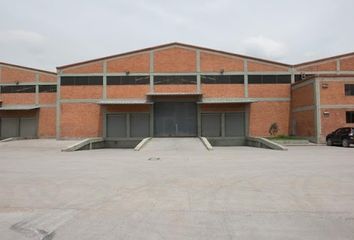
xmin=225 ymin=112 xmax=245 ymax=137
xmin=0 ymin=118 xmax=19 ymax=138
xmin=201 ymin=113 xmax=221 ymax=137
xmin=20 ymin=118 xmax=37 ymax=138
xmin=106 ymin=114 xmax=127 ymax=138
xmin=130 ymin=113 xmax=150 ymax=138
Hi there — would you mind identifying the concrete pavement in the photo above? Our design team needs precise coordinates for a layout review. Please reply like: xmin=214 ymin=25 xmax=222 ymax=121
xmin=0 ymin=139 xmax=354 ymax=239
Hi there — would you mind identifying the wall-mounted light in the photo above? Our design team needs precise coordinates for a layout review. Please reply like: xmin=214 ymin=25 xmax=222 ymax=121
xmin=323 ymin=111 xmax=330 ymax=117
xmin=15 ymin=81 xmax=19 ymax=85
xmin=220 ymin=69 xmax=224 ymax=74
xmin=125 ymin=71 xmax=130 ymax=76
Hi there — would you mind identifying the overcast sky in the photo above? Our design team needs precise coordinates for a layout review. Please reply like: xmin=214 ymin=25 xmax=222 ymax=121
xmin=1 ymin=0 xmax=354 ymax=71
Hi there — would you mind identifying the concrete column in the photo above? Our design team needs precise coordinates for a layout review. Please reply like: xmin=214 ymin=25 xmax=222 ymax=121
xmin=314 ymin=80 xmax=321 ymax=143
xmin=149 ymin=104 xmax=154 ymax=137
xmin=336 ymin=59 xmax=340 ymax=74
xmin=245 ymin=104 xmax=250 ymax=136
xmin=221 ymin=113 xmax=225 ymax=137
xmin=149 ymin=51 xmax=154 ymax=93
xmin=290 ymin=67 xmax=295 ymax=84
xmin=56 ymin=72 xmax=61 ymax=139
xmin=244 ymin=59 xmax=248 ymax=97
xmin=126 ymin=113 xmax=130 ymax=138
xmin=35 ymin=73 xmax=39 ymax=105
xmin=196 ymin=50 xmax=201 ymax=93
xmin=197 ymin=104 xmax=201 ymax=136
xmin=103 ymin=61 xmax=107 ymax=99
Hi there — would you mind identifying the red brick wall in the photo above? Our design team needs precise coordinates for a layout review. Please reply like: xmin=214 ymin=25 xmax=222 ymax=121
xmin=292 ymin=110 xmax=315 ymax=137
xmin=291 ymin=83 xmax=314 ymax=108
xmin=296 ymin=61 xmax=337 ymax=72
xmin=0 ymin=93 xmax=36 ymax=105
xmin=0 ymin=66 xmax=36 ymax=83
xmin=107 ymin=53 xmax=150 ymax=73
xmin=60 ymin=86 xmax=102 ymax=99
xmin=202 ymin=84 xmax=244 ymax=98
xmin=39 ymin=74 xmax=57 ymax=82
xmin=248 ymin=84 xmax=290 ymax=98
xmin=38 ymin=107 xmax=56 ymax=137
xmin=60 ymin=103 xmax=102 ymax=138
xmin=320 ymin=80 xmax=354 ymax=105
xmin=39 ymin=93 xmax=56 ymax=104
xmin=154 ymin=85 xmax=196 ymax=93
xmin=107 ymin=85 xmax=149 ymax=98
xmin=321 ymin=108 xmax=354 ymax=141
xmin=249 ymin=101 xmax=290 ymax=136
xmin=154 ymin=47 xmax=196 ymax=72
xmin=61 ymin=62 xmax=103 ymax=74
xmin=248 ymin=61 xmax=289 ymax=72
xmin=200 ymin=52 xmax=243 ymax=72
xmin=340 ymin=56 xmax=354 ymax=71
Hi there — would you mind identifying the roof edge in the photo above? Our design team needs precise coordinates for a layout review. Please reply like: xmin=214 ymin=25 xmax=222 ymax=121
xmin=294 ymin=52 xmax=354 ymax=67
xmin=0 ymin=62 xmax=56 ymax=75
xmin=56 ymin=42 xmax=292 ymax=70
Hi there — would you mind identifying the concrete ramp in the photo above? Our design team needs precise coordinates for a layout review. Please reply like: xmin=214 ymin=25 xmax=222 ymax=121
xmin=141 ymin=138 xmax=207 ymax=152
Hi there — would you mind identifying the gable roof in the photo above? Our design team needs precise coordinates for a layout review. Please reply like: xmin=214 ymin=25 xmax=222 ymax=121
xmin=56 ymin=42 xmax=291 ymax=70
xmin=0 ymin=61 xmax=56 ymax=75
xmin=294 ymin=52 xmax=354 ymax=67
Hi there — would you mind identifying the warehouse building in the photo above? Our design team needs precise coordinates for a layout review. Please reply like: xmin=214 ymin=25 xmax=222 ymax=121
xmin=1 ymin=43 xmax=354 ymax=143
xmin=0 ymin=62 xmax=57 ymax=139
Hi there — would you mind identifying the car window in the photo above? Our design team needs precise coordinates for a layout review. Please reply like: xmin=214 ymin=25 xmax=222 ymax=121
xmin=335 ymin=129 xmax=343 ymax=134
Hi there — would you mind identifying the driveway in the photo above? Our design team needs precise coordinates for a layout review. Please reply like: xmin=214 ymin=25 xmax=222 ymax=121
xmin=0 ymin=139 xmax=353 ymax=239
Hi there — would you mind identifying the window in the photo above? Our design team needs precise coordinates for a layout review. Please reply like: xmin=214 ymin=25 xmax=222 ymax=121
xmin=154 ymin=75 xmax=196 ymax=85
xmin=345 ymin=84 xmax=354 ymax=96
xmin=60 ymin=76 xmax=103 ymax=85
xmin=0 ymin=85 xmax=36 ymax=93
xmin=39 ymin=85 xmax=57 ymax=93
xmin=346 ymin=111 xmax=354 ymax=123
xmin=248 ymin=75 xmax=291 ymax=84
xmin=201 ymin=75 xmax=244 ymax=84
xmin=107 ymin=76 xmax=149 ymax=85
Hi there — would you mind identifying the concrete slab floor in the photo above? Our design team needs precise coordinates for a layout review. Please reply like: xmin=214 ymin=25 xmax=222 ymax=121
xmin=0 ymin=139 xmax=354 ymax=240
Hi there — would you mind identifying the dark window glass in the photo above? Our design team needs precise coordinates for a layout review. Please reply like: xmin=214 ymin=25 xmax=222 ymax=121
xmin=154 ymin=75 xmax=196 ymax=85
xmin=345 ymin=84 xmax=354 ymax=96
xmin=0 ymin=85 xmax=36 ymax=93
xmin=61 ymin=76 xmax=103 ymax=85
xmin=107 ymin=76 xmax=150 ymax=85
xmin=248 ymin=75 xmax=291 ymax=84
xmin=346 ymin=111 xmax=354 ymax=123
xmin=201 ymin=75 xmax=244 ymax=84
xmin=39 ymin=85 xmax=57 ymax=93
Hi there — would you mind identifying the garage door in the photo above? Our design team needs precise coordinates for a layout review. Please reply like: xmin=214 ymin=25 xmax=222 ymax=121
xmin=0 ymin=117 xmax=37 ymax=139
xmin=106 ymin=113 xmax=150 ymax=138
xmin=154 ymin=102 xmax=197 ymax=137
xmin=225 ymin=112 xmax=245 ymax=137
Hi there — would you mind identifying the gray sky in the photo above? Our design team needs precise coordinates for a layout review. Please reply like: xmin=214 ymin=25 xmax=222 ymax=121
xmin=1 ymin=0 xmax=354 ymax=71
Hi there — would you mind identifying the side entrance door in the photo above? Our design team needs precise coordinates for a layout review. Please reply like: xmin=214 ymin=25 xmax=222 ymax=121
xmin=154 ymin=102 xmax=197 ymax=137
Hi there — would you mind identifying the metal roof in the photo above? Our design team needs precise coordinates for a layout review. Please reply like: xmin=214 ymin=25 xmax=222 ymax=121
xmin=0 ymin=105 xmax=40 ymax=110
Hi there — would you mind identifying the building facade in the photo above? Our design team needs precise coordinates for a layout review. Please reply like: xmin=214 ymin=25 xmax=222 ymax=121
xmin=0 ymin=62 xmax=57 ymax=139
xmin=1 ymin=43 xmax=354 ymax=143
